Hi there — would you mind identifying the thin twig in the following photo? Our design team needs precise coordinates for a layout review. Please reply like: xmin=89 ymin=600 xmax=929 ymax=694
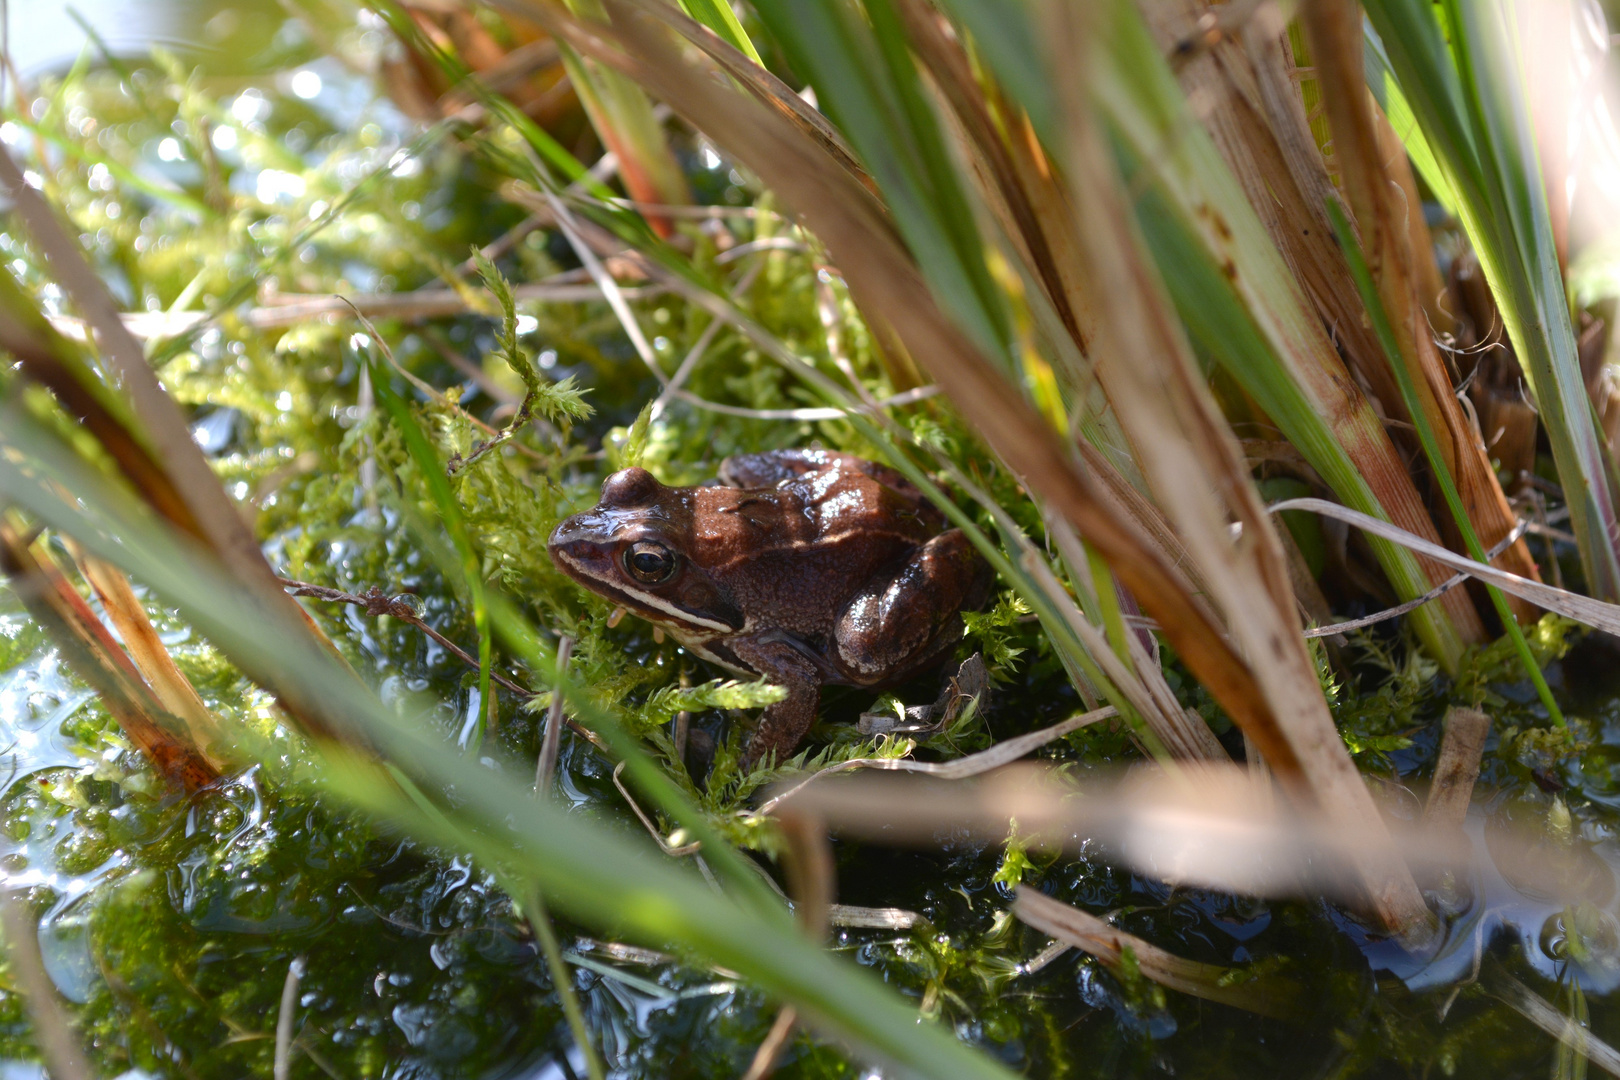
xmin=423 ymin=327 xmax=521 ymax=406
xmin=669 ymin=383 xmax=940 ymax=421
xmin=612 ymin=762 xmax=702 ymax=856
xmin=545 ymin=191 xmax=666 ymax=386
xmin=44 ymin=281 xmax=667 ymax=341
xmin=1270 ymin=498 xmax=1620 ymax=635
xmin=757 ymin=705 xmax=1117 ymax=816
xmin=535 ymin=636 xmax=572 ymax=795
xmin=278 ymin=579 xmax=531 ymax=697
xmin=713 ymin=236 xmax=808 ymax=263
xmin=648 ymin=259 xmax=764 ymax=420
xmin=1298 ymin=518 xmax=1528 ymax=637
xmin=1017 ymin=940 xmax=1072 ymax=976
xmin=599 ymin=198 xmax=765 ymax=218
xmin=826 ymin=904 xmax=926 ymax=930
xmin=453 ymin=210 xmax=553 ymax=277
xmin=273 ymin=956 xmax=305 ymax=1080
xmin=740 ymin=1007 xmax=798 ymax=1080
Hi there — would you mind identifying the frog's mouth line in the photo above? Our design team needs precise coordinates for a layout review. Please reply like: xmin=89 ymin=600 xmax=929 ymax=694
xmin=551 ymin=547 xmax=738 ymax=634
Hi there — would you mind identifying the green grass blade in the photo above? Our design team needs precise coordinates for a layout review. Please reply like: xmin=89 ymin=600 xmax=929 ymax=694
xmin=365 ymin=353 xmax=495 ymax=752
xmin=1327 ymin=198 xmax=1564 ymax=726
xmin=1364 ymin=0 xmax=1620 ymax=600
xmin=747 ymin=0 xmax=1013 ymax=364
xmin=1362 ymin=21 xmax=1459 ymax=218
xmin=677 ymin=0 xmax=764 ymax=64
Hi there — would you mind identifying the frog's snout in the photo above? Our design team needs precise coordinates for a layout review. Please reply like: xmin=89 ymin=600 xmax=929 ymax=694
xmin=546 ymin=513 xmax=601 ymax=562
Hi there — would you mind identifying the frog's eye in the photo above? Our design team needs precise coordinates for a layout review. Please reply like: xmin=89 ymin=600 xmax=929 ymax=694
xmin=624 ymin=540 xmax=678 ymax=584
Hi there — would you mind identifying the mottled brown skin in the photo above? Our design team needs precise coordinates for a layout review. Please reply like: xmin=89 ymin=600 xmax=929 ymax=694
xmin=547 ymin=449 xmax=992 ymax=766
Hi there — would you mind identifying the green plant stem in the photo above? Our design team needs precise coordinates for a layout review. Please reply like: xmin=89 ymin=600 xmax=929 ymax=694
xmin=1086 ymin=540 xmax=1136 ymax=673
xmin=1327 ymin=199 xmax=1564 ymax=726
xmin=527 ymin=891 xmax=608 ymax=1080
xmin=364 ymin=352 xmax=495 ymax=752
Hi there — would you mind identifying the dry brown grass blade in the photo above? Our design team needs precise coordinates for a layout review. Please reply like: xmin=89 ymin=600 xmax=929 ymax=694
xmin=894 ymin=0 xmax=1090 ymax=350
xmin=0 ymin=149 xmax=277 ymax=595
xmin=534 ymin=0 xmax=1290 ymax=767
xmin=1299 ymin=0 xmax=1540 ymax=623
xmin=757 ymin=705 xmax=1117 ymax=816
xmin=1042 ymin=520 xmax=1225 ymax=760
xmin=1043 ymin=2 xmax=1425 ymax=928
xmin=68 ymin=542 xmax=228 ymax=767
xmin=0 ymin=519 xmax=219 ymax=792
xmin=1013 ymin=887 xmax=1308 ymax=1021
xmin=775 ymin=763 xmax=1619 ymax=919
xmin=1146 ymin=0 xmax=1491 ymax=645
xmin=0 ymin=893 xmax=98 ymax=1080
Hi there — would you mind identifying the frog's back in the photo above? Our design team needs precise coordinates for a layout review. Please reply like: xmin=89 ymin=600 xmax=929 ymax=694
xmin=783 ymin=460 xmax=944 ymax=546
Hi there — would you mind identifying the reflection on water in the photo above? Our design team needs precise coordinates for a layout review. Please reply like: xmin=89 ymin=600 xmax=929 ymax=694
xmin=1371 ymin=805 xmax=1620 ymax=995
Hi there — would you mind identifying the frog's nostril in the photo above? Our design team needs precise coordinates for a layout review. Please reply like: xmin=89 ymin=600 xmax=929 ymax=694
xmin=547 ymin=516 xmax=590 ymax=553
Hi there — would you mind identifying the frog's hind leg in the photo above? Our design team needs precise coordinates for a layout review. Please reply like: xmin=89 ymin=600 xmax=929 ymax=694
xmin=834 ymin=529 xmax=992 ymax=686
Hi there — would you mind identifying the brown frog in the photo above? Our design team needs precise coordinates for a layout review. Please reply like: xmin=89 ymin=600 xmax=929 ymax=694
xmin=547 ymin=449 xmax=992 ymax=766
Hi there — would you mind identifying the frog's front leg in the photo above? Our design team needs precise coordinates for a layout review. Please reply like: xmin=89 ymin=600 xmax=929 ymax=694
xmin=730 ymin=635 xmax=823 ymax=769
xmin=835 ymin=529 xmax=991 ymax=684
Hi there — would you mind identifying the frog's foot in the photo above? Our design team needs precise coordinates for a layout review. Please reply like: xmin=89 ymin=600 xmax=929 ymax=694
xmin=858 ymin=653 xmax=991 ymax=736
xmin=731 ymin=636 xmax=823 ymax=770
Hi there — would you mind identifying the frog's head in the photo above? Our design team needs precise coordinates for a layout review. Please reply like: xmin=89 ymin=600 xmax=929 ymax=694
xmin=547 ymin=467 xmax=743 ymax=635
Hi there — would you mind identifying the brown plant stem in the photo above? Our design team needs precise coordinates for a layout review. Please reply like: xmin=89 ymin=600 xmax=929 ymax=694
xmin=0 ymin=518 xmax=218 ymax=791
xmin=1300 ymin=0 xmax=1540 ymax=623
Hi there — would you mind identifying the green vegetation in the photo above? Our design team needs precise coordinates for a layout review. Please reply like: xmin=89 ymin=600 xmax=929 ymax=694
xmin=3 ymin=1 xmax=1620 ymax=1077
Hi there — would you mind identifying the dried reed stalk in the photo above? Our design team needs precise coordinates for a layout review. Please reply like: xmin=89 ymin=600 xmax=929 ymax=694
xmin=1422 ymin=706 xmax=1490 ymax=831
xmin=1300 ymin=0 xmax=1540 ymax=624
xmin=69 ymin=544 xmax=228 ymax=767
xmin=0 ymin=521 xmax=219 ymax=791
xmin=1045 ymin=0 xmax=1425 ymax=928
xmin=1138 ymin=0 xmax=1489 ymax=656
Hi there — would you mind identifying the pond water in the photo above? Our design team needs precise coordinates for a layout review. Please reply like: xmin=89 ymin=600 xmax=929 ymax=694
xmin=4 ymin=583 xmax=1619 ymax=1078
